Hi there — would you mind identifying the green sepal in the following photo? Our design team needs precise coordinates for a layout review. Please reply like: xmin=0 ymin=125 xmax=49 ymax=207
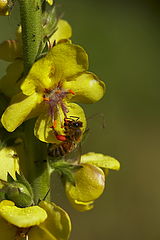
xmin=15 ymin=172 xmax=33 ymax=198
xmin=7 ymin=173 xmax=15 ymax=183
xmin=0 ymin=190 xmax=5 ymax=201
xmin=5 ymin=182 xmax=33 ymax=207
xmin=2 ymin=172 xmax=34 ymax=207
xmin=42 ymin=3 xmax=57 ymax=39
xmin=52 ymin=161 xmax=82 ymax=185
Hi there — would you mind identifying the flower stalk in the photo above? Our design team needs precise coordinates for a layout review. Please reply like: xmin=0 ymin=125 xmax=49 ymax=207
xmin=23 ymin=119 xmax=50 ymax=203
xmin=17 ymin=0 xmax=50 ymax=202
xmin=18 ymin=0 xmax=42 ymax=74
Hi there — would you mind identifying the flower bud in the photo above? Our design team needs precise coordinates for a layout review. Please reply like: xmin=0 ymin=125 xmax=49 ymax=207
xmin=65 ymin=163 xmax=105 ymax=211
xmin=5 ymin=182 xmax=33 ymax=207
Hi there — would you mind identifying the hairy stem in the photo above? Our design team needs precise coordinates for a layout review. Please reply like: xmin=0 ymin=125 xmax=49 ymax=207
xmin=18 ymin=0 xmax=42 ymax=74
xmin=17 ymin=0 xmax=50 ymax=202
xmin=23 ymin=120 xmax=50 ymax=203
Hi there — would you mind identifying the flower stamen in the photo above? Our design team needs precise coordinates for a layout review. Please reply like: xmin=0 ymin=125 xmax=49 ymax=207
xmin=68 ymin=89 xmax=75 ymax=95
xmin=43 ymin=86 xmax=75 ymax=131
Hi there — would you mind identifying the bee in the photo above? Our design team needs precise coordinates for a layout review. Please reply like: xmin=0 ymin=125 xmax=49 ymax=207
xmin=48 ymin=116 xmax=83 ymax=158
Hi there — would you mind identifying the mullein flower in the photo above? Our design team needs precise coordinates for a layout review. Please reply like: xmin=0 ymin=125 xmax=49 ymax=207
xmin=0 ymin=200 xmax=71 ymax=240
xmin=65 ymin=152 xmax=120 ymax=211
xmin=1 ymin=42 xmax=105 ymax=143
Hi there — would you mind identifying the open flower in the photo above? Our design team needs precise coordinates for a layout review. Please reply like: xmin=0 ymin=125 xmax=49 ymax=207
xmin=0 ymin=200 xmax=71 ymax=240
xmin=1 ymin=42 xmax=105 ymax=143
xmin=65 ymin=152 xmax=120 ymax=211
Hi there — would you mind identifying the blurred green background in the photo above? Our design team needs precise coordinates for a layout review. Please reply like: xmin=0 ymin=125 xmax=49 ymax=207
xmin=0 ymin=0 xmax=160 ymax=239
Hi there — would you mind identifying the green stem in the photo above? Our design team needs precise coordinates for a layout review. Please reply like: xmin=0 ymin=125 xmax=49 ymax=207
xmin=18 ymin=0 xmax=42 ymax=74
xmin=23 ymin=119 xmax=50 ymax=203
xmin=17 ymin=0 xmax=50 ymax=203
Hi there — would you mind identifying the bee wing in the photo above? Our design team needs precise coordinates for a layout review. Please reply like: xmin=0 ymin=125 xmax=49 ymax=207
xmin=64 ymin=142 xmax=81 ymax=164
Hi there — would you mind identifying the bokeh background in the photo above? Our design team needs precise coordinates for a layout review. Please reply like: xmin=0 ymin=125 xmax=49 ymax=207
xmin=0 ymin=0 xmax=160 ymax=239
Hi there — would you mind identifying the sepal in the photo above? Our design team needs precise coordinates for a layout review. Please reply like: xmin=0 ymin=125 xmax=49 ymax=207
xmin=1 ymin=172 xmax=34 ymax=207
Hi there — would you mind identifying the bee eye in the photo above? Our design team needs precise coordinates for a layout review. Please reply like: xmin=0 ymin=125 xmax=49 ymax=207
xmin=73 ymin=122 xmax=79 ymax=127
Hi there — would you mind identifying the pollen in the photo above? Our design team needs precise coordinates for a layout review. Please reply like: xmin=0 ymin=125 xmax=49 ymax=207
xmin=68 ymin=89 xmax=75 ymax=95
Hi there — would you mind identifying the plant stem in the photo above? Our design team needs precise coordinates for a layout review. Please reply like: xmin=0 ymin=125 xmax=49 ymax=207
xmin=18 ymin=0 xmax=42 ymax=74
xmin=23 ymin=119 xmax=50 ymax=203
xmin=17 ymin=0 xmax=50 ymax=202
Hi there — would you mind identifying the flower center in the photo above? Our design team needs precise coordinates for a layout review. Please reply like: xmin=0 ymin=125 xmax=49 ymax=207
xmin=43 ymin=85 xmax=75 ymax=128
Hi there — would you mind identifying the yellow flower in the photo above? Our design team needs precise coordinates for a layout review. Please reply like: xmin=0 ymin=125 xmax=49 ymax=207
xmin=0 ymin=200 xmax=71 ymax=240
xmin=1 ymin=42 xmax=105 ymax=143
xmin=65 ymin=152 xmax=120 ymax=211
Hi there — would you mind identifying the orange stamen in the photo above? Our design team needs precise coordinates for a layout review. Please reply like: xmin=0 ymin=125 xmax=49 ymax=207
xmin=43 ymin=97 xmax=50 ymax=102
xmin=68 ymin=89 xmax=75 ymax=95
xmin=55 ymin=90 xmax=61 ymax=94
xmin=53 ymin=120 xmax=57 ymax=129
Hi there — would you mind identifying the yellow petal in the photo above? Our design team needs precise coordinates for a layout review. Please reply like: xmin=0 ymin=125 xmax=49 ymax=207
xmin=63 ymin=72 xmax=105 ymax=103
xmin=34 ymin=102 xmax=86 ymax=143
xmin=46 ymin=42 xmax=88 ymax=80
xmin=0 ymin=200 xmax=15 ymax=207
xmin=46 ymin=0 xmax=53 ymax=5
xmin=0 ymin=60 xmax=24 ymax=97
xmin=1 ymin=92 xmax=42 ymax=132
xmin=0 ymin=147 xmax=19 ymax=181
xmin=65 ymin=164 xmax=105 ymax=203
xmin=21 ymin=57 xmax=57 ymax=96
xmin=0 ymin=40 xmax=22 ymax=62
xmin=50 ymin=20 xmax=72 ymax=44
xmin=68 ymin=198 xmax=94 ymax=212
xmin=80 ymin=152 xmax=120 ymax=170
xmin=39 ymin=201 xmax=71 ymax=240
xmin=0 ymin=204 xmax=47 ymax=228
xmin=0 ymin=216 xmax=17 ymax=240
xmin=21 ymin=43 xmax=88 ymax=96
